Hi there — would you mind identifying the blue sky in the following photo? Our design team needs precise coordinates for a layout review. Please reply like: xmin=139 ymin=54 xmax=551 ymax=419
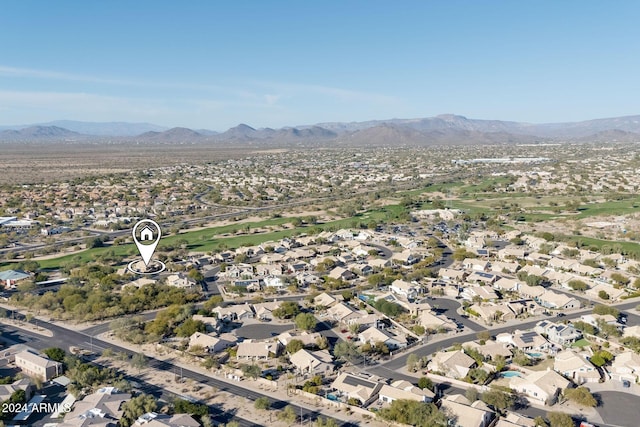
xmin=1 ymin=1 xmax=639 ymax=130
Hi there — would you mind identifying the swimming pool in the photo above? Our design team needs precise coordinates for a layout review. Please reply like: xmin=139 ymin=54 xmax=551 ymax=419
xmin=526 ymin=352 xmax=543 ymax=358
xmin=500 ymin=371 xmax=523 ymax=378
xmin=327 ymin=393 xmax=339 ymax=401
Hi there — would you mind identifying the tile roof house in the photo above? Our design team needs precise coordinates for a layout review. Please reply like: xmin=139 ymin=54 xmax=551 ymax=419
xmin=358 ymin=327 xmax=407 ymax=350
xmin=535 ymin=321 xmax=582 ymax=346
xmin=330 ymin=373 xmax=382 ymax=406
xmin=496 ymin=330 xmax=550 ymax=353
xmin=236 ymin=340 xmax=281 ymax=360
xmin=188 ymin=332 xmax=236 ymax=353
xmin=537 ymin=290 xmax=581 ymax=310
xmin=289 ymin=349 xmax=334 ymax=375
xmin=553 ymin=349 xmax=600 ymax=384
xmin=440 ymin=394 xmax=495 ymax=427
xmin=610 ymin=351 xmax=640 ymax=382
xmin=378 ymin=380 xmax=434 ymax=404
xmin=133 ymin=412 xmax=200 ymax=427
xmin=59 ymin=387 xmax=131 ymax=427
xmin=390 ymin=279 xmax=418 ymax=300
xmin=428 ymin=350 xmax=476 ymax=379
xmin=15 ymin=350 xmax=62 ymax=381
xmin=509 ymin=370 xmax=570 ymax=405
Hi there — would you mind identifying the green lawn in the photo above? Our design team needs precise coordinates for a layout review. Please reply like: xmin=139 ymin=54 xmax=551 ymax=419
xmin=571 ymin=338 xmax=590 ymax=348
xmin=3 ymin=203 xmax=410 ymax=270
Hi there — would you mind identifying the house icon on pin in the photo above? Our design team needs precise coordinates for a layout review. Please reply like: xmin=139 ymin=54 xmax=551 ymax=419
xmin=140 ymin=226 xmax=154 ymax=241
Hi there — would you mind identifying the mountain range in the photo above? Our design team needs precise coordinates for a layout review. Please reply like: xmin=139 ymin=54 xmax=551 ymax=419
xmin=2 ymin=114 xmax=640 ymax=145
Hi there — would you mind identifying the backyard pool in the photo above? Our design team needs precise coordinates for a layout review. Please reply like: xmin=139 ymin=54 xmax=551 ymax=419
xmin=327 ymin=393 xmax=339 ymax=401
xmin=500 ymin=371 xmax=523 ymax=378
xmin=526 ymin=352 xmax=543 ymax=358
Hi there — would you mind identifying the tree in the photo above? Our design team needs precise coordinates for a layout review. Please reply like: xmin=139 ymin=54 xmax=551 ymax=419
xmin=44 ymin=347 xmax=66 ymax=363
xmin=494 ymin=354 xmax=507 ymax=372
xmin=546 ymin=411 xmax=574 ymax=427
xmin=254 ymin=396 xmax=270 ymax=410
xmin=563 ymin=386 xmax=597 ymax=407
xmin=378 ymin=399 xmax=448 ymax=427
xmin=418 ymin=377 xmax=434 ymax=391
xmin=465 ymin=387 xmax=479 ymax=402
xmin=121 ymin=394 xmax=157 ymax=427
xmin=203 ymin=295 xmax=224 ymax=311
xmin=241 ymin=364 xmax=261 ymax=379
xmin=315 ymin=335 xmax=329 ymax=350
xmin=315 ymin=417 xmax=339 ymax=427
xmin=349 ymin=323 xmax=361 ymax=335
xmin=476 ymin=330 xmax=491 ymax=343
xmin=294 ymin=312 xmax=317 ymax=331
xmin=568 ymin=280 xmax=588 ymax=291
xmin=589 ymin=350 xmax=613 ymax=367
xmin=598 ymin=290 xmax=610 ymax=300
xmin=286 ymin=339 xmax=305 ymax=354
xmin=130 ymin=353 xmax=147 ymax=372
xmin=174 ymin=318 xmax=206 ymax=337
xmin=466 ymin=368 xmax=488 ymax=384
xmin=187 ymin=268 xmax=204 ymax=282
xmin=592 ymin=304 xmax=619 ymax=318
xmin=273 ymin=302 xmax=300 ymax=319
xmin=407 ymin=353 xmax=419 ymax=372
xmin=480 ymin=389 xmax=515 ymax=413
xmin=610 ymin=272 xmax=630 ymax=287
xmin=333 ymin=341 xmax=360 ymax=363
xmin=278 ymin=405 xmax=297 ymax=423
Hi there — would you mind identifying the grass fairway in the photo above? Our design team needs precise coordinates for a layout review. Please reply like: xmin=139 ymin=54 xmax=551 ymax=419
xmin=4 ymin=203 xmax=409 ymax=270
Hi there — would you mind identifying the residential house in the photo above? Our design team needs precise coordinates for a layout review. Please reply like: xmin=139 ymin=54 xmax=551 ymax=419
xmin=490 ymin=261 xmax=520 ymax=274
xmin=466 ymin=271 xmax=499 ymax=285
xmin=439 ymin=268 xmax=467 ymax=283
xmin=327 ymin=303 xmax=362 ymax=324
xmin=263 ymin=276 xmax=285 ymax=289
xmin=327 ymin=266 xmax=356 ymax=281
xmin=252 ymin=301 xmax=283 ymax=321
xmin=580 ymin=313 xmax=621 ymax=330
xmin=518 ymin=284 xmax=546 ymax=300
xmin=535 ymin=321 xmax=582 ymax=346
xmin=419 ymin=310 xmax=457 ymax=331
xmin=0 ymin=378 xmax=33 ymax=402
xmin=495 ymin=412 xmax=537 ymax=427
xmin=368 ymin=258 xmax=392 ymax=269
xmin=462 ymin=285 xmax=499 ymax=301
xmin=586 ymin=283 xmax=626 ymax=301
xmin=212 ymin=303 xmax=254 ymax=322
xmin=462 ymin=258 xmax=490 ymax=271
xmin=255 ymin=264 xmax=284 ymax=277
xmin=440 ymin=394 xmax=495 ymax=427
xmin=463 ymin=340 xmax=513 ymax=361
xmin=610 ymin=351 xmax=640 ymax=382
xmin=428 ymin=350 xmax=476 ymax=379
xmin=295 ymin=271 xmax=321 ymax=286
xmin=509 ymin=370 xmax=570 ymax=405
xmin=59 ymin=387 xmax=131 ymax=427
xmin=468 ymin=303 xmax=516 ymax=323
xmin=231 ymin=278 xmax=261 ymax=292
xmin=553 ymin=349 xmax=600 ymax=384
xmin=313 ymin=292 xmax=341 ymax=308
xmin=15 ymin=350 xmax=62 ymax=381
xmin=358 ymin=327 xmax=407 ymax=350
xmin=277 ymin=332 xmax=322 ymax=348
xmin=538 ymin=290 xmax=581 ymax=310
xmin=378 ymin=380 xmax=434 ymax=404
xmin=133 ymin=412 xmax=200 ymax=427
xmin=390 ymin=250 xmax=421 ymax=266
xmin=496 ymin=330 xmax=550 ymax=353
xmin=188 ymin=332 xmax=236 ymax=353
xmin=289 ymin=349 xmax=333 ymax=375
xmin=498 ymin=247 xmax=528 ymax=260
xmin=390 ymin=279 xmax=418 ymax=300
xmin=191 ymin=314 xmax=220 ymax=333
xmin=330 ymin=372 xmax=382 ymax=406
xmin=165 ymin=273 xmax=196 ymax=289
xmin=493 ymin=277 xmax=520 ymax=292
xmin=236 ymin=340 xmax=281 ymax=360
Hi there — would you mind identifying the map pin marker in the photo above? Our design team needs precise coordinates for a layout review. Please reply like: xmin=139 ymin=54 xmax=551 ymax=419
xmin=132 ymin=219 xmax=161 ymax=266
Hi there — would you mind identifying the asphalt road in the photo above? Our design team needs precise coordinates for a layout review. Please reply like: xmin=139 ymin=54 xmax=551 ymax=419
xmin=594 ymin=391 xmax=640 ymax=427
xmin=1 ymin=312 xmax=356 ymax=427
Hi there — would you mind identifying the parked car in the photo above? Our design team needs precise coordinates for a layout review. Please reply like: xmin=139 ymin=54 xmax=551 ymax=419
xmin=622 ymin=380 xmax=631 ymax=388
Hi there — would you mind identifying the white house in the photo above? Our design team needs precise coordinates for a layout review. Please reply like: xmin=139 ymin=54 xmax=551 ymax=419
xmin=390 ymin=279 xmax=418 ymax=300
